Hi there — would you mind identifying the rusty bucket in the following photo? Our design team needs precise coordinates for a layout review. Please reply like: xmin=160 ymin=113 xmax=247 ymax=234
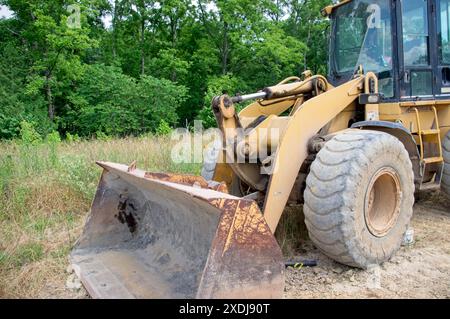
xmin=70 ymin=162 xmax=284 ymax=299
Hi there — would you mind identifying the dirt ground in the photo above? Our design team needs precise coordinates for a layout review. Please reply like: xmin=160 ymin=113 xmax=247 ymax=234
xmin=284 ymin=191 xmax=450 ymax=299
xmin=59 ymin=191 xmax=450 ymax=299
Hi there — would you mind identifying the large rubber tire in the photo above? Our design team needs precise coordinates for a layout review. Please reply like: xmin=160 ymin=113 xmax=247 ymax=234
xmin=304 ymin=130 xmax=415 ymax=268
xmin=442 ymin=131 xmax=450 ymax=197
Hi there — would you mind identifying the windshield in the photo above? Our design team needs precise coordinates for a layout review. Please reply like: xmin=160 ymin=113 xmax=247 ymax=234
xmin=333 ymin=0 xmax=393 ymax=74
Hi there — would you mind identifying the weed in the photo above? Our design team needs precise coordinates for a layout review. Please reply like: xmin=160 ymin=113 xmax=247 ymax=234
xmin=11 ymin=242 xmax=44 ymax=267
xmin=0 ymin=135 xmax=203 ymax=297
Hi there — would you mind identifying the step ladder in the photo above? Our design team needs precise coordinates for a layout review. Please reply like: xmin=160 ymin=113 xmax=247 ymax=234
xmin=414 ymin=106 xmax=444 ymax=191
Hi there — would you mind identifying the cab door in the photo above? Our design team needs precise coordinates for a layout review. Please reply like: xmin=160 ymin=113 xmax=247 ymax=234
xmin=398 ymin=0 xmax=437 ymax=98
xmin=436 ymin=0 xmax=450 ymax=96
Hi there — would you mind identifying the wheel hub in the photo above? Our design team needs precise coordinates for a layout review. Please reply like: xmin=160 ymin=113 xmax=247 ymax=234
xmin=364 ymin=167 xmax=402 ymax=237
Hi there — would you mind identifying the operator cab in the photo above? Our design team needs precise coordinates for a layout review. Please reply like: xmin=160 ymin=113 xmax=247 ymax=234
xmin=327 ymin=0 xmax=450 ymax=101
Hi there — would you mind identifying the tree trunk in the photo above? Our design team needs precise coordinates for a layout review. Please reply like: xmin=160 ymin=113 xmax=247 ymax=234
xmin=140 ymin=18 xmax=145 ymax=76
xmin=112 ymin=0 xmax=119 ymax=58
xmin=304 ymin=26 xmax=311 ymax=71
xmin=221 ymin=22 xmax=229 ymax=75
xmin=170 ymin=16 xmax=177 ymax=81
xmin=46 ymin=74 xmax=54 ymax=121
xmin=276 ymin=0 xmax=280 ymax=22
xmin=304 ymin=5 xmax=312 ymax=71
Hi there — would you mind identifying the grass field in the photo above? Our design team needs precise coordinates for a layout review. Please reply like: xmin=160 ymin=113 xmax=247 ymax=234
xmin=0 ymin=135 xmax=305 ymax=298
xmin=0 ymin=136 xmax=205 ymax=298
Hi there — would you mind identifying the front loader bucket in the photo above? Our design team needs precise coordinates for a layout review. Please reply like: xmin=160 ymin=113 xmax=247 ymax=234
xmin=70 ymin=162 xmax=284 ymax=299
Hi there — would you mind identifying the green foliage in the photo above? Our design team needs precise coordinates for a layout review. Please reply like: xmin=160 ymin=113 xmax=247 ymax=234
xmin=149 ymin=48 xmax=191 ymax=83
xmin=137 ymin=75 xmax=188 ymax=130
xmin=237 ymin=26 xmax=307 ymax=88
xmin=156 ymin=119 xmax=172 ymax=136
xmin=0 ymin=0 xmax=331 ymax=139
xmin=95 ymin=130 xmax=111 ymax=141
xmin=65 ymin=132 xmax=80 ymax=143
xmin=284 ymin=0 xmax=333 ymax=74
xmin=0 ymin=36 xmax=51 ymax=139
xmin=19 ymin=121 xmax=42 ymax=146
xmin=64 ymin=64 xmax=138 ymax=137
xmin=63 ymin=64 xmax=187 ymax=137
xmin=46 ymin=131 xmax=61 ymax=144
xmin=0 ymin=115 xmax=21 ymax=139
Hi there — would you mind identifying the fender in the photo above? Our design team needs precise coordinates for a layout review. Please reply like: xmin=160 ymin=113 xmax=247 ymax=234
xmin=351 ymin=120 xmax=421 ymax=185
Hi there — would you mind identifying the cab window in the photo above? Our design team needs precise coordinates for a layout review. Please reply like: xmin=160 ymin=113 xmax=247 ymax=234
xmin=440 ymin=0 xmax=450 ymax=63
xmin=401 ymin=0 xmax=432 ymax=96
xmin=402 ymin=0 xmax=429 ymax=66
xmin=333 ymin=0 xmax=394 ymax=97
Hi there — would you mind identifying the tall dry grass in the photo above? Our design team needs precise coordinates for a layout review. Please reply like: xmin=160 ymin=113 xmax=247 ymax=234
xmin=0 ymin=135 xmax=305 ymax=298
xmin=0 ymin=135 xmax=201 ymax=298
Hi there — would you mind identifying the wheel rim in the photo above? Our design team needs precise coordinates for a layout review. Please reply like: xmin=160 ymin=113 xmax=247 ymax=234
xmin=364 ymin=167 xmax=402 ymax=237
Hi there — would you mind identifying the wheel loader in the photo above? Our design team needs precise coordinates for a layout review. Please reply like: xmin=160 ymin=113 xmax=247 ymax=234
xmin=71 ymin=0 xmax=450 ymax=299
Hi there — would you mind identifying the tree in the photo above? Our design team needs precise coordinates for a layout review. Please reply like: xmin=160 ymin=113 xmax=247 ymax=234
xmin=0 ymin=0 xmax=332 ymax=139
xmin=128 ymin=0 xmax=159 ymax=76
xmin=64 ymin=64 xmax=187 ymax=136
xmin=0 ymin=14 xmax=50 ymax=137
xmin=2 ymin=0 xmax=97 ymax=122
xmin=284 ymin=0 xmax=333 ymax=74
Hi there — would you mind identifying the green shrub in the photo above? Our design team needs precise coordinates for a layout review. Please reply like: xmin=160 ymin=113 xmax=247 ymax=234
xmin=0 ymin=115 xmax=21 ymax=139
xmin=96 ymin=131 xmax=111 ymax=141
xmin=156 ymin=119 xmax=172 ymax=136
xmin=46 ymin=131 xmax=61 ymax=144
xmin=63 ymin=64 xmax=188 ymax=137
xmin=65 ymin=132 xmax=80 ymax=142
xmin=19 ymin=121 xmax=42 ymax=146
